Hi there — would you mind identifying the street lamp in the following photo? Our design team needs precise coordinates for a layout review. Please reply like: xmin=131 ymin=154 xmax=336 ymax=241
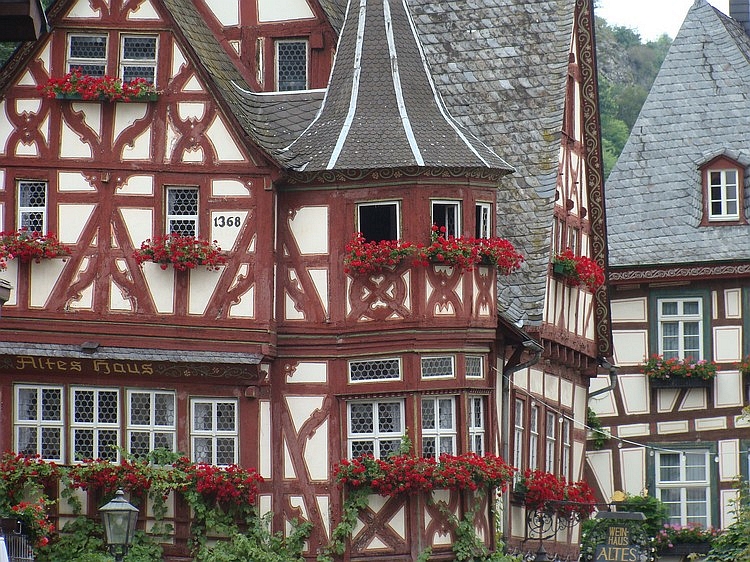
xmin=98 ymin=490 xmax=139 ymax=562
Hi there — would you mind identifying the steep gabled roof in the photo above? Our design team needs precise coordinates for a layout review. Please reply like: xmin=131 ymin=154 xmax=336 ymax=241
xmin=281 ymin=0 xmax=513 ymax=174
xmin=606 ymin=0 xmax=750 ymax=268
xmin=408 ymin=0 xmax=575 ymax=325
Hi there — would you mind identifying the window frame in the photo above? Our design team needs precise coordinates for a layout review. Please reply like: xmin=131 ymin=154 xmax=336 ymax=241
xmin=468 ymin=395 xmax=485 ymax=455
xmin=17 ymin=179 xmax=47 ymax=233
xmin=431 ymin=200 xmax=461 ymax=238
xmin=561 ymin=418 xmax=571 ymax=480
xmin=513 ymin=398 xmax=524 ymax=477
xmin=347 ymin=399 xmax=405 ymax=459
xmin=657 ymin=297 xmax=704 ymax=361
xmin=14 ymin=385 xmax=65 ymax=462
xmin=348 ymin=357 xmax=402 ymax=383
xmin=475 ymin=202 xmax=492 ymax=238
xmin=190 ymin=397 xmax=239 ymax=466
xmin=420 ymin=355 xmax=455 ymax=379
xmin=356 ymin=200 xmax=401 ymax=242
xmin=119 ymin=34 xmax=158 ymax=85
xmin=70 ymin=386 xmax=121 ymax=463
xmin=465 ymin=355 xmax=484 ymax=379
xmin=529 ymin=404 xmax=539 ymax=470
xmin=655 ymin=449 xmax=712 ymax=527
xmin=166 ymin=186 xmax=199 ymax=236
xmin=544 ymin=411 xmax=557 ymax=474
xmin=700 ymin=156 xmax=746 ymax=225
xmin=66 ymin=33 xmax=108 ymax=76
xmin=420 ymin=395 xmax=457 ymax=459
xmin=126 ymin=389 xmax=177 ymax=458
xmin=275 ymin=38 xmax=308 ymax=92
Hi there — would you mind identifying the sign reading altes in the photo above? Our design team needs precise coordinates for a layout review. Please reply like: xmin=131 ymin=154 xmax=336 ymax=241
xmin=594 ymin=526 xmax=642 ymax=561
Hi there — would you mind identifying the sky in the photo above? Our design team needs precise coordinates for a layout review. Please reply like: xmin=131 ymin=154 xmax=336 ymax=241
xmin=596 ymin=0 xmax=730 ymax=41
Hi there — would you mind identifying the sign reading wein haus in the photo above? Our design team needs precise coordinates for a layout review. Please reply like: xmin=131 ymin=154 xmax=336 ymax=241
xmin=594 ymin=526 xmax=642 ymax=561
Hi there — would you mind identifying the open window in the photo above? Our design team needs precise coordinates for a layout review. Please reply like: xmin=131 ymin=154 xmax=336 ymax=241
xmin=357 ymin=201 xmax=400 ymax=242
xmin=432 ymin=200 xmax=461 ymax=237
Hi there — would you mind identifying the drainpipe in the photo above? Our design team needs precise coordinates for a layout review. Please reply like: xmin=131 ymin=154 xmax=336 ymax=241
xmin=588 ymin=358 xmax=618 ymax=400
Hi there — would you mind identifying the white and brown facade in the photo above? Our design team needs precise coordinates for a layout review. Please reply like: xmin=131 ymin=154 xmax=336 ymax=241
xmin=0 ymin=0 xmax=609 ymax=560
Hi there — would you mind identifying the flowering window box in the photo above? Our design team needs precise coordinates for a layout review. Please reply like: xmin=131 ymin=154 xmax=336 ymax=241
xmin=659 ymin=543 xmax=711 ymax=556
xmin=649 ymin=377 xmax=713 ymax=389
xmin=642 ymin=355 xmax=717 ymax=389
xmin=133 ymin=233 xmax=228 ymax=271
xmin=39 ymin=69 xmax=158 ymax=103
xmin=551 ymin=248 xmax=605 ymax=291
xmin=0 ymin=229 xmax=71 ymax=268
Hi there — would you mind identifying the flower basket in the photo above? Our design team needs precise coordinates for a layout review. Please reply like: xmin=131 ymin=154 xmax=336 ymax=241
xmin=514 ymin=469 xmax=596 ymax=520
xmin=660 ymin=543 xmax=711 ymax=555
xmin=551 ymin=248 xmax=605 ymax=291
xmin=642 ymin=355 xmax=717 ymax=383
xmin=133 ymin=233 xmax=228 ymax=271
xmin=39 ymin=68 xmax=159 ymax=103
xmin=413 ymin=225 xmax=524 ymax=273
xmin=649 ymin=377 xmax=713 ymax=389
xmin=0 ymin=229 xmax=71 ymax=268
xmin=343 ymin=233 xmax=416 ymax=275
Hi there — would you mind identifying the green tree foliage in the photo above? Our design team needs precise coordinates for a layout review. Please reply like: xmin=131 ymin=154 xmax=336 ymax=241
xmin=595 ymin=18 xmax=672 ymax=177
xmin=705 ymin=480 xmax=750 ymax=561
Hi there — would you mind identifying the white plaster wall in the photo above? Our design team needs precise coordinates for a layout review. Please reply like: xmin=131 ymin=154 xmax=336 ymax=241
xmin=286 ymin=362 xmax=327 ymax=384
xmin=58 ymin=171 xmax=95 ymax=191
xmin=714 ymin=326 xmax=742 ymax=362
xmin=588 ymin=375 xmax=617 ymax=416
xmin=529 ymin=368 xmax=543 ymax=396
xmin=206 ymin=116 xmax=245 ymax=161
xmin=260 ymin=400 xmax=271 ymax=478
xmin=187 ymin=267 xmax=223 ymax=315
xmin=258 ymin=0 xmax=314 ymax=21
xmin=289 ymin=206 xmax=329 ymax=254
xmin=586 ymin=450 xmax=614 ymax=500
xmin=716 ymin=370 xmax=743 ymax=408
xmin=210 ymin=210 xmax=247 ymax=251
xmin=117 ymin=175 xmax=153 ymax=195
xmin=719 ymin=439 xmax=740 ymax=482
xmin=618 ymin=374 xmax=649 ymax=414
xmin=725 ymin=289 xmax=742 ymax=318
xmin=203 ymin=0 xmax=239 ymax=26
xmin=612 ymin=330 xmax=648 ymax=366
xmin=611 ymin=297 xmax=647 ymax=322
xmin=58 ymin=204 xmax=95 ymax=245
xmin=544 ymin=373 xmax=559 ymax=401
xmin=722 ymin=489 xmax=740 ymax=528
xmin=140 ymin=262 xmax=175 ymax=314
xmin=620 ymin=448 xmax=646 ymax=496
xmin=29 ymin=259 xmax=66 ymax=307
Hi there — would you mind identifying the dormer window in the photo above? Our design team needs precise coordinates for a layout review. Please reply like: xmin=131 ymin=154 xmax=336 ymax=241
xmin=276 ymin=39 xmax=308 ymax=91
xmin=700 ymin=155 xmax=745 ymax=224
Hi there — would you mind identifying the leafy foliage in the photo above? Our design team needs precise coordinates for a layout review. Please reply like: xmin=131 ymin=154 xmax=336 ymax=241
xmin=705 ymin=480 xmax=750 ymax=561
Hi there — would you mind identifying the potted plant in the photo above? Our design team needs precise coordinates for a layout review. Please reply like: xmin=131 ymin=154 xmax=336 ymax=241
xmin=38 ymin=68 xmax=158 ymax=102
xmin=642 ymin=355 xmax=717 ymax=388
xmin=552 ymin=248 xmax=605 ymax=291
xmin=133 ymin=233 xmax=228 ymax=271
xmin=0 ymin=229 xmax=71 ymax=267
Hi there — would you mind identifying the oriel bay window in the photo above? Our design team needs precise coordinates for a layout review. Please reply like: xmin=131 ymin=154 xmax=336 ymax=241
xmin=347 ymin=399 xmax=405 ymax=459
xmin=421 ymin=396 xmax=457 ymax=458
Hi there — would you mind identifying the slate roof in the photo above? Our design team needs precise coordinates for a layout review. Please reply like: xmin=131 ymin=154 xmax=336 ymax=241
xmin=606 ymin=0 xmax=750 ymax=268
xmin=162 ymin=0 xmax=325 ymax=156
xmin=280 ymin=0 xmax=514 ymax=174
xmin=407 ymin=0 xmax=574 ymax=325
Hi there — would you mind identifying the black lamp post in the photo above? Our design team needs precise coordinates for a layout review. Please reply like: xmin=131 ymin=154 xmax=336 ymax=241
xmin=98 ymin=490 xmax=139 ymax=562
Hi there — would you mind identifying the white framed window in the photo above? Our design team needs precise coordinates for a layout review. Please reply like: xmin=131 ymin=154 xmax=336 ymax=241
xmin=468 ymin=396 xmax=485 ymax=455
xmin=120 ymin=35 xmax=157 ymax=83
xmin=14 ymin=386 xmax=64 ymax=462
xmin=190 ymin=398 xmax=238 ymax=466
xmin=347 ymin=400 xmax=404 ymax=459
xmin=708 ymin=169 xmax=739 ymax=221
xmin=529 ymin=404 xmax=539 ymax=470
xmin=67 ymin=34 xmax=107 ymax=76
xmin=17 ymin=180 xmax=46 ymax=232
xmin=513 ymin=399 xmax=524 ymax=477
xmin=276 ymin=39 xmax=308 ymax=91
xmin=475 ymin=202 xmax=491 ymax=238
xmin=658 ymin=298 xmax=703 ymax=360
xmin=348 ymin=357 xmax=401 ymax=383
xmin=421 ymin=356 xmax=455 ymax=379
xmin=166 ymin=187 xmax=199 ymax=236
xmin=545 ymin=412 xmax=556 ymax=474
xmin=71 ymin=387 xmax=120 ymax=462
xmin=127 ymin=390 xmax=176 ymax=457
xmin=357 ymin=201 xmax=400 ymax=242
xmin=656 ymin=451 xmax=711 ymax=527
xmin=431 ymin=200 xmax=461 ymax=238
xmin=561 ymin=418 xmax=571 ymax=480
xmin=421 ymin=396 xmax=456 ymax=458
xmin=466 ymin=355 xmax=484 ymax=379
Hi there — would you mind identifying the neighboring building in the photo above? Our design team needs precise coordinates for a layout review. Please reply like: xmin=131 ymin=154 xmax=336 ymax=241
xmin=588 ymin=0 xmax=750 ymax=533
xmin=0 ymin=0 xmax=609 ymax=560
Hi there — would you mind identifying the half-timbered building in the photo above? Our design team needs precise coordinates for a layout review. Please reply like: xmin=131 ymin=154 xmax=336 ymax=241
xmin=0 ymin=0 xmax=609 ymax=560
xmin=588 ymin=0 xmax=750 ymax=535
